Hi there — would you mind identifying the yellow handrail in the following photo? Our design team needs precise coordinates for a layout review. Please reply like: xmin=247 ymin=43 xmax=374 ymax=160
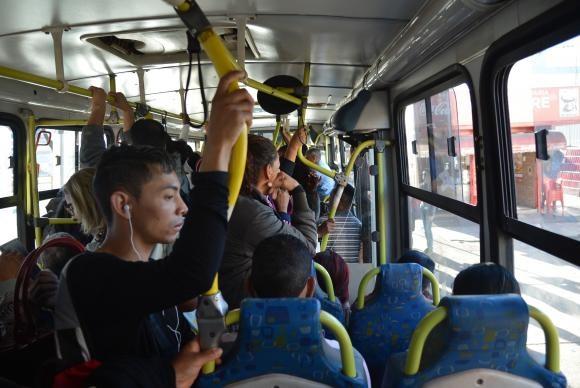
xmin=320 ymin=311 xmax=357 ymax=378
xmin=171 ymin=0 xmax=249 ymax=374
xmin=355 ymin=267 xmax=380 ymax=310
xmin=314 ymin=262 xmax=336 ymax=302
xmin=26 ymin=115 xmax=42 ymax=247
xmin=403 ymin=307 xmax=447 ymax=375
xmin=529 ymin=306 xmax=560 ymax=373
xmin=297 ymin=145 xmax=336 ymax=178
xmin=0 ymin=65 xmax=202 ymax=125
xmin=243 ymin=78 xmax=302 ymax=106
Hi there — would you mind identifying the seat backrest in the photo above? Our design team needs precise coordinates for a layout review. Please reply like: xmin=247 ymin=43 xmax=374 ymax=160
xmin=196 ymin=298 xmax=367 ymax=387
xmin=384 ymin=295 xmax=567 ymax=388
xmin=349 ymin=263 xmax=435 ymax=385
xmin=13 ymin=237 xmax=85 ymax=348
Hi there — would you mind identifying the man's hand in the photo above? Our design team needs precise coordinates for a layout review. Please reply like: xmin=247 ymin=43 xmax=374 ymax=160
xmin=172 ymin=338 xmax=223 ymax=388
xmin=284 ymin=127 xmax=307 ymax=162
xmin=88 ymin=86 xmax=107 ymax=126
xmin=273 ymin=188 xmax=291 ymax=213
xmin=108 ymin=92 xmax=135 ymax=131
xmin=29 ymin=270 xmax=58 ymax=310
xmin=317 ymin=219 xmax=336 ymax=237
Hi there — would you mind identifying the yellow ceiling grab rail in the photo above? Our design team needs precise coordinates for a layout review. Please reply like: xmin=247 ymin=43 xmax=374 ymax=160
xmin=0 ymin=65 xmax=202 ymax=126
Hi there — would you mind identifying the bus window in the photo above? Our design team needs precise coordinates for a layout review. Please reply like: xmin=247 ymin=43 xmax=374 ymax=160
xmin=404 ymin=83 xmax=477 ymax=205
xmin=0 ymin=125 xmax=17 ymax=242
xmin=514 ymin=241 xmax=580 ymax=384
xmin=408 ymin=197 xmax=480 ymax=296
xmin=0 ymin=125 xmax=14 ymax=198
xmin=507 ymin=35 xmax=580 ymax=242
xmin=36 ymin=128 xmax=77 ymax=214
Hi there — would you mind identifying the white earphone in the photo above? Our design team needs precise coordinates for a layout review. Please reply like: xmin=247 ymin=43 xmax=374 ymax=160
xmin=124 ymin=203 xmax=143 ymax=261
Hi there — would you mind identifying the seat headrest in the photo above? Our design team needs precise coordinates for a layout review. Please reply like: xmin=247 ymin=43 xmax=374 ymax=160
xmin=440 ymin=294 xmax=530 ymax=334
xmin=239 ymin=298 xmax=322 ymax=350
xmin=376 ymin=263 xmax=424 ymax=298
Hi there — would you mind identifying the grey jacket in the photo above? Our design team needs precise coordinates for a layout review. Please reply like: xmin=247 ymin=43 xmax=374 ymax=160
xmin=80 ymin=125 xmax=107 ymax=169
xmin=219 ymin=186 xmax=318 ymax=308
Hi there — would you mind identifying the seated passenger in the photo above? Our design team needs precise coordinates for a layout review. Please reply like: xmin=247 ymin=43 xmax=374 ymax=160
xmin=397 ymin=249 xmax=435 ymax=300
xmin=219 ymin=134 xmax=317 ymax=309
xmin=247 ymin=234 xmax=371 ymax=385
xmin=314 ymin=249 xmax=351 ymax=311
xmin=453 ymin=262 xmax=520 ymax=295
xmin=53 ymin=71 xmax=251 ymax=387
xmin=63 ymin=168 xmax=106 ymax=251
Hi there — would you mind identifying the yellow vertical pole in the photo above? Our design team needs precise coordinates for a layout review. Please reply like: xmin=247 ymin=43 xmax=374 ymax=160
xmin=109 ymin=74 xmax=119 ymax=124
xmin=299 ymin=62 xmax=310 ymax=129
xmin=26 ymin=115 xmax=42 ymax=247
xmin=272 ymin=116 xmax=282 ymax=147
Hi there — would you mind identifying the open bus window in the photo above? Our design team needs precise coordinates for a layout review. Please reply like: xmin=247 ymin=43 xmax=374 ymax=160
xmin=0 ymin=125 xmax=17 ymax=242
xmin=35 ymin=128 xmax=76 ymax=192
xmin=513 ymin=241 xmax=580 ymax=384
xmin=404 ymin=83 xmax=477 ymax=205
xmin=0 ymin=125 xmax=14 ymax=198
xmin=407 ymin=197 xmax=480 ymax=297
xmin=507 ymin=35 xmax=580 ymax=242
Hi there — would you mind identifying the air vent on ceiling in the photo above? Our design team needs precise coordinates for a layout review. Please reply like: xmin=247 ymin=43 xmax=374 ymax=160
xmin=82 ymin=25 xmax=260 ymax=66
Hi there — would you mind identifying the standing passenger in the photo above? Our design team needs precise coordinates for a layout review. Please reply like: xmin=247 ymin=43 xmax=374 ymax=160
xmin=53 ymin=71 xmax=252 ymax=386
xmin=219 ymin=134 xmax=318 ymax=309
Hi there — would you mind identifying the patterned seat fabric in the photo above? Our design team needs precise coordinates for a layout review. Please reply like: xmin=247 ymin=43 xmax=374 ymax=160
xmin=196 ymin=298 xmax=367 ymax=387
xmin=383 ymin=295 xmax=567 ymax=388
xmin=349 ymin=263 xmax=435 ymax=386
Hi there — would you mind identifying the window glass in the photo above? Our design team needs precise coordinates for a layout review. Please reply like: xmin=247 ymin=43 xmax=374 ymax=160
xmin=404 ymin=84 xmax=477 ymax=205
xmin=0 ymin=125 xmax=14 ymax=198
xmin=0 ymin=207 xmax=18 ymax=244
xmin=514 ymin=241 xmax=580 ymax=385
xmin=35 ymin=128 xmax=76 ymax=192
xmin=408 ymin=197 xmax=480 ymax=296
xmin=506 ymin=35 xmax=580 ymax=242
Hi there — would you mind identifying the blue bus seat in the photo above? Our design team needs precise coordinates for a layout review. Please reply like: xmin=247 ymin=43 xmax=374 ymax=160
xmin=383 ymin=295 xmax=567 ymax=388
xmin=196 ymin=298 xmax=368 ymax=387
xmin=349 ymin=263 xmax=436 ymax=385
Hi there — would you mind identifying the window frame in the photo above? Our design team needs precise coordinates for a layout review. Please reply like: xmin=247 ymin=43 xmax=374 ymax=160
xmin=394 ymin=65 xmax=482 ymax=256
xmin=34 ymin=125 xmax=83 ymax=204
xmin=480 ymin=0 xmax=580 ymax=267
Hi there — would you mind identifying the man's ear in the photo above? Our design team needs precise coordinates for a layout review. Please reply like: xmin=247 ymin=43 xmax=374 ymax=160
xmin=110 ymin=191 xmax=132 ymax=220
xmin=305 ymin=276 xmax=316 ymax=298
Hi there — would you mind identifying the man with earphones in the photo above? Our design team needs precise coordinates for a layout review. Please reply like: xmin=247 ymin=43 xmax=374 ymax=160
xmin=53 ymin=71 xmax=253 ymax=387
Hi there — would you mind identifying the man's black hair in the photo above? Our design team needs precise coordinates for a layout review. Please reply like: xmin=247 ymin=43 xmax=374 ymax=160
xmin=127 ymin=119 xmax=167 ymax=149
xmin=93 ymin=144 xmax=176 ymax=224
xmin=453 ymin=262 xmax=521 ymax=295
xmin=250 ymin=235 xmax=312 ymax=298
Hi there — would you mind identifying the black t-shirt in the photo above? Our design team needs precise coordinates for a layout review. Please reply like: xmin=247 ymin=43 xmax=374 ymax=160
xmin=65 ymin=172 xmax=228 ymax=361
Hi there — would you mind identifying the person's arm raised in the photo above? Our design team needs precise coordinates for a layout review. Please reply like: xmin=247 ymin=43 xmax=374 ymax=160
xmin=109 ymin=92 xmax=135 ymax=132
xmin=199 ymin=71 xmax=253 ymax=173
xmin=87 ymin=86 xmax=107 ymax=126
